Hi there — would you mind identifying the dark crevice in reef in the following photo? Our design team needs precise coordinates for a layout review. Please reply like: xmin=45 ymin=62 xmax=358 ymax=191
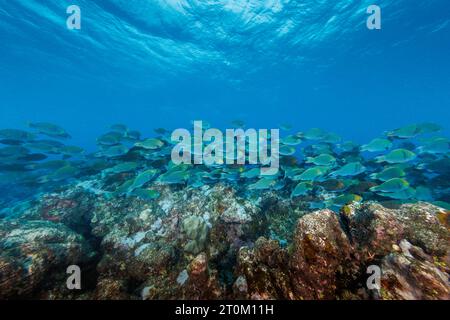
xmin=127 ymin=278 xmax=145 ymax=296
xmin=338 ymin=210 xmax=354 ymax=243
xmin=52 ymin=193 xmax=103 ymax=296
xmin=214 ymin=251 xmax=236 ymax=293
xmin=209 ymin=224 xmax=247 ymax=293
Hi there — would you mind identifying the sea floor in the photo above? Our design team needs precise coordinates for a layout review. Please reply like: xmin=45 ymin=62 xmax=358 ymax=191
xmin=0 ymin=181 xmax=449 ymax=300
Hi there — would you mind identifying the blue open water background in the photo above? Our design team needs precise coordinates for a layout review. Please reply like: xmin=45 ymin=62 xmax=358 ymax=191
xmin=0 ymin=1 xmax=449 ymax=151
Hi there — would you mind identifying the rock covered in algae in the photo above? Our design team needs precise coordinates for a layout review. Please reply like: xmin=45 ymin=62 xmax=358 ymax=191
xmin=289 ymin=209 xmax=359 ymax=299
xmin=349 ymin=202 xmax=406 ymax=258
xmin=235 ymin=211 xmax=359 ymax=300
xmin=19 ymin=188 xmax=97 ymax=238
xmin=236 ymin=202 xmax=449 ymax=300
xmin=349 ymin=202 xmax=449 ymax=259
xmin=395 ymin=203 xmax=449 ymax=256
xmin=236 ymin=237 xmax=292 ymax=299
xmin=0 ymin=219 xmax=95 ymax=299
xmin=379 ymin=240 xmax=449 ymax=300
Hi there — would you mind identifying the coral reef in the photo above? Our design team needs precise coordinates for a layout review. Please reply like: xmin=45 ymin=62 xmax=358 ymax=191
xmin=0 ymin=183 xmax=448 ymax=300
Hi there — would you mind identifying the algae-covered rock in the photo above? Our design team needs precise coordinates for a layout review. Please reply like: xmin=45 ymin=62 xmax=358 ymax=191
xmin=395 ymin=203 xmax=449 ymax=256
xmin=290 ymin=209 xmax=359 ymax=299
xmin=236 ymin=202 xmax=449 ymax=300
xmin=93 ymin=278 xmax=133 ymax=300
xmin=0 ymin=220 xmax=94 ymax=299
xmin=349 ymin=202 xmax=449 ymax=260
xmin=349 ymin=202 xmax=405 ymax=259
xmin=20 ymin=188 xmax=97 ymax=238
xmin=379 ymin=240 xmax=449 ymax=300
xmin=236 ymin=237 xmax=292 ymax=299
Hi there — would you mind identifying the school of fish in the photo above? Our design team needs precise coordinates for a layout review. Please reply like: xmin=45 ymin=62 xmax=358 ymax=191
xmin=0 ymin=121 xmax=449 ymax=213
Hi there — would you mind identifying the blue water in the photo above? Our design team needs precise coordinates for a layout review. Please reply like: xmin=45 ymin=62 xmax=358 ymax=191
xmin=1 ymin=0 xmax=449 ymax=151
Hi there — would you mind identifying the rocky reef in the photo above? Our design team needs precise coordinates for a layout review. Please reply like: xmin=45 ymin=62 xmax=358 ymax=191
xmin=0 ymin=183 xmax=448 ymax=300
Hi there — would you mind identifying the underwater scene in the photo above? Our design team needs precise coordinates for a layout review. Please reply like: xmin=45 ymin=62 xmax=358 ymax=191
xmin=0 ymin=1 xmax=449 ymax=301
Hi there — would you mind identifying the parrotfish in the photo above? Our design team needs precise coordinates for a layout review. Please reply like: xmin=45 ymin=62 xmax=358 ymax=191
xmin=370 ymin=178 xmax=410 ymax=193
xmin=330 ymin=162 xmax=366 ymax=177
xmin=361 ymin=138 xmax=392 ymax=152
xmin=306 ymin=154 xmax=336 ymax=166
xmin=291 ymin=182 xmax=313 ymax=197
xmin=370 ymin=166 xmax=406 ymax=181
xmin=375 ymin=149 xmax=416 ymax=164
